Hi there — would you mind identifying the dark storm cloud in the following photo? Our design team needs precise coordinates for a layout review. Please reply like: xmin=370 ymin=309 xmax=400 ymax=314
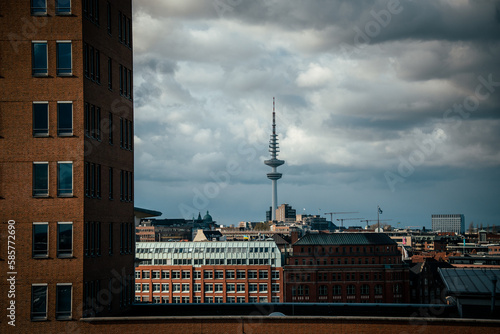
xmin=132 ymin=0 xmax=500 ymax=225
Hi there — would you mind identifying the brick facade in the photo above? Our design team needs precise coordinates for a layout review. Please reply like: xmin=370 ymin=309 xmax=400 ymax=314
xmin=0 ymin=1 xmax=134 ymax=331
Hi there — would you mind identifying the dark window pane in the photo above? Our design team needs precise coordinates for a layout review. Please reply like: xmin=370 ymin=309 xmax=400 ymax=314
xmin=31 ymin=0 xmax=47 ymax=15
xmin=58 ymin=162 xmax=73 ymax=196
xmin=33 ymin=103 xmax=48 ymax=136
xmin=56 ymin=285 xmax=72 ymax=319
xmin=33 ymin=224 xmax=48 ymax=257
xmin=32 ymin=43 xmax=47 ymax=75
xmin=56 ymin=0 xmax=71 ymax=14
xmin=33 ymin=163 xmax=48 ymax=196
xmin=58 ymin=103 xmax=73 ymax=136
xmin=32 ymin=285 xmax=47 ymax=319
xmin=58 ymin=223 xmax=73 ymax=256
xmin=56 ymin=43 xmax=72 ymax=75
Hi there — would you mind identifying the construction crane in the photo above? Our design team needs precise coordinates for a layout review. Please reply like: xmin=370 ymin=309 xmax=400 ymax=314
xmin=324 ymin=211 xmax=358 ymax=222
xmin=336 ymin=217 xmax=364 ymax=228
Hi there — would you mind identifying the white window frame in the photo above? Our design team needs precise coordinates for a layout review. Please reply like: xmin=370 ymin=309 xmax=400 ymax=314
xmin=33 ymin=101 xmax=49 ymax=137
xmin=57 ymin=161 xmax=73 ymax=197
xmin=56 ymin=283 xmax=72 ymax=320
xmin=56 ymin=41 xmax=73 ymax=76
xmin=32 ymin=222 xmax=49 ymax=258
xmin=57 ymin=222 xmax=73 ymax=258
xmin=31 ymin=283 xmax=48 ymax=320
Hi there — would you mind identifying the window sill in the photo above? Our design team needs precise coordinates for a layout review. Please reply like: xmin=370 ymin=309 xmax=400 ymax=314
xmin=56 ymin=73 xmax=74 ymax=77
xmin=55 ymin=317 xmax=72 ymax=321
xmin=55 ymin=12 xmax=72 ymax=16
xmin=33 ymin=194 xmax=50 ymax=198
xmin=57 ymin=194 xmax=74 ymax=198
xmin=33 ymin=255 xmax=49 ymax=259
xmin=31 ymin=318 xmax=48 ymax=322
xmin=57 ymin=254 xmax=74 ymax=259
xmin=58 ymin=134 xmax=74 ymax=137
xmin=33 ymin=134 xmax=49 ymax=138
xmin=32 ymin=73 xmax=49 ymax=78
xmin=31 ymin=13 xmax=48 ymax=17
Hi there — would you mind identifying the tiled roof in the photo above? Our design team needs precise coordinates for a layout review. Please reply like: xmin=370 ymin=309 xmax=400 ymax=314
xmin=294 ymin=233 xmax=396 ymax=246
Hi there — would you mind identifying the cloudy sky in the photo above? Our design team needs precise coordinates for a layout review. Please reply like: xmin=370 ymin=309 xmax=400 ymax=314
xmin=132 ymin=0 xmax=500 ymax=229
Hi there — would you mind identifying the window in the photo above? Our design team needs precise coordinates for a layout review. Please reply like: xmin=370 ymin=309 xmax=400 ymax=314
xmin=108 ymin=58 xmax=113 ymax=90
xmin=56 ymin=284 xmax=72 ymax=320
xmin=226 ymin=283 xmax=235 ymax=292
xmin=272 ymin=283 xmax=280 ymax=292
xmin=57 ymin=102 xmax=73 ymax=136
xmin=56 ymin=42 xmax=72 ymax=76
xmin=33 ymin=102 xmax=49 ymax=136
xmin=332 ymin=285 xmax=341 ymax=296
xmin=215 ymin=271 xmax=224 ymax=279
xmin=32 ymin=223 xmax=48 ymax=257
xmin=57 ymin=222 xmax=73 ymax=257
xmin=31 ymin=0 xmax=47 ymax=15
xmin=271 ymin=271 xmax=280 ymax=280
xmin=204 ymin=284 xmax=213 ymax=292
xmin=182 ymin=284 xmax=190 ymax=292
xmin=361 ymin=284 xmax=370 ymax=295
xmin=226 ymin=270 xmax=235 ymax=279
xmin=33 ymin=162 xmax=48 ymax=196
xmin=259 ymin=284 xmax=267 ymax=292
xmin=214 ymin=284 xmax=223 ymax=292
xmin=142 ymin=283 xmax=149 ymax=292
xmin=204 ymin=271 xmax=213 ymax=279
xmin=347 ymin=284 xmax=356 ymax=295
xmin=161 ymin=270 xmax=169 ymax=279
xmin=57 ymin=162 xmax=73 ymax=196
xmin=108 ymin=167 xmax=113 ymax=199
xmin=162 ymin=283 xmax=169 ymax=292
xmin=248 ymin=271 xmax=257 ymax=279
xmin=153 ymin=283 xmax=160 ymax=292
xmin=106 ymin=2 xmax=112 ymax=34
xmin=32 ymin=41 xmax=48 ymax=76
xmin=56 ymin=0 xmax=71 ymax=15
xmin=31 ymin=284 xmax=48 ymax=320
xmin=249 ymin=284 xmax=258 ymax=293
xmin=259 ymin=270 xmax=268 ymax=279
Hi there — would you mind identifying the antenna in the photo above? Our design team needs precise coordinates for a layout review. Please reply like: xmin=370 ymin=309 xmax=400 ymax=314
xmin=265 ymin=97 xmax=285 ymax=221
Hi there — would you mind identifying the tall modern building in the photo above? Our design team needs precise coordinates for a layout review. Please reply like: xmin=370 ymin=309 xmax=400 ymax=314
xmin=431 ymin=214 xmax=465 ymax=234
xmin=0 ymin=1 xmax=134 ymax=331
xmin=264 ymin=98 xmax=285 ymax=221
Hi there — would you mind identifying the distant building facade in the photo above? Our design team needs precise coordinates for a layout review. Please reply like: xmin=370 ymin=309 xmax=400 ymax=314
xmin=135 ymin=241 xmax=284 ymax=303
xmin=285 ymin=233 xmax=410 ymax=303
xmin=432 ymin=214 xmax=465 ymax=234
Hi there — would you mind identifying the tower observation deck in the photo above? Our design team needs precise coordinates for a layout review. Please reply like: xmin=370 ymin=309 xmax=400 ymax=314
xmin=264 ymin=98 xmax=285 ymax=221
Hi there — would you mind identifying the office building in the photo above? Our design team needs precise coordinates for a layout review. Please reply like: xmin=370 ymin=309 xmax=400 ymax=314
xmin=135 ymin=241 xmax=284 ymax=303
xmin=432 ymin=214 xmax=465 ymax=234
xmin=0 ymin=1 xmax=134 ymax=331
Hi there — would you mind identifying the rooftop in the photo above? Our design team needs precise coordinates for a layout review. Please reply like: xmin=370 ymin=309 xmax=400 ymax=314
xmin=294 ymin=233 xmax=396 ymax=246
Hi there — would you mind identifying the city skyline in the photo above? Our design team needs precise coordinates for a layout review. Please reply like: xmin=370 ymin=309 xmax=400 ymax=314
xmin=132 ymin=0 xmax=500 ymax=227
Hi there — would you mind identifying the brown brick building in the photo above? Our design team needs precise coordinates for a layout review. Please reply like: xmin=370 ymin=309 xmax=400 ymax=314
xmin=0 ymin=0 xmax=134 ymax=331
xmin=285 ymin=233 xmax=410 ymax=303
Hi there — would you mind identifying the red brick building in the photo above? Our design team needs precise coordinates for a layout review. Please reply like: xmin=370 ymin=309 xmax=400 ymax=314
xmin=135 ymin=265 xmax=284 ymax=304
xmin=0 ymin=1 xmax=134 ymax=331
xmin=285 ymin=233 xmax=410 ymax=303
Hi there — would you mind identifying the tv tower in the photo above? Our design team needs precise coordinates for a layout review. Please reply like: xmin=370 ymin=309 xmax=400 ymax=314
xmin=264 ymin=97 xmax=285 ymax=221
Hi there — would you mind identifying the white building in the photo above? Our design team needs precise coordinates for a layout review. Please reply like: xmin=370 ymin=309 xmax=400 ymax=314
xmin=431 ymin=214 xmax=465 ymax=234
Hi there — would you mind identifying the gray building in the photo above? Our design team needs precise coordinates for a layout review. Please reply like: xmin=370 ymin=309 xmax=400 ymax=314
xmin=431 ymin=214 xmax=465 ymax=234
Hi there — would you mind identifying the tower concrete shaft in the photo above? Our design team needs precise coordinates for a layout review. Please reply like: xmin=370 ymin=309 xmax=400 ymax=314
xmin=264 ymin=98 xmax=285 ymax=221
